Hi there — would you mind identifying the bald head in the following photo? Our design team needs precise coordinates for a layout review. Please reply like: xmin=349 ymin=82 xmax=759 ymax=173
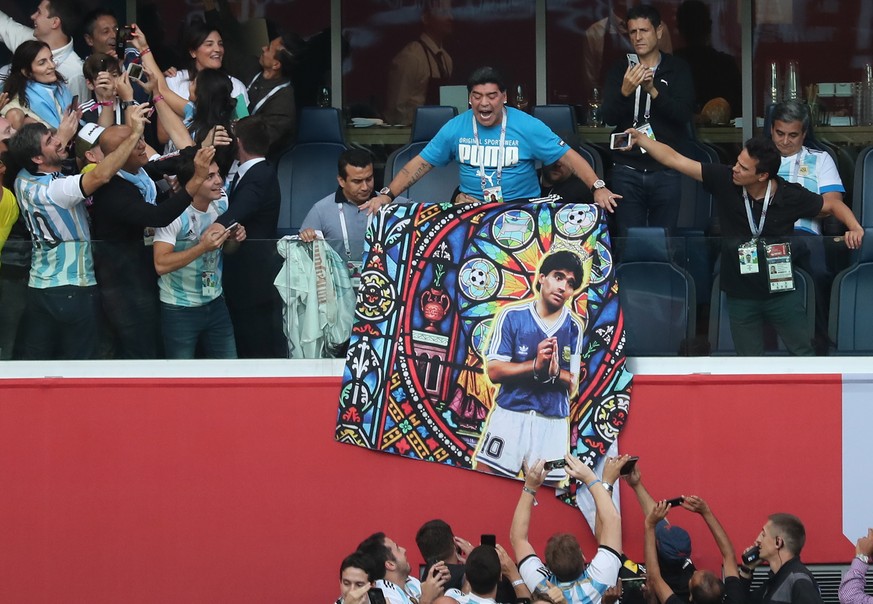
xmin=99 ymin=125 xmax=148 ymax=172
xmin=99 ymin=125 xmax=131 ymax=155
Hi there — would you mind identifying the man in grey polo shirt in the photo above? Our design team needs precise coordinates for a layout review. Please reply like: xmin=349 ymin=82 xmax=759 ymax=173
xmin=299 ymin=148 xmax=379 ymax=263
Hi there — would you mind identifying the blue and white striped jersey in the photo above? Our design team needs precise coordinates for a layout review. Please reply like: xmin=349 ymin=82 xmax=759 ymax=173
xmin=154 ymin=197 xmax=228 ymax=307
xmin=14 ymin=170 xmax=95 ymax=288
xmin=519 ymin=546 xmax=622 ymax=604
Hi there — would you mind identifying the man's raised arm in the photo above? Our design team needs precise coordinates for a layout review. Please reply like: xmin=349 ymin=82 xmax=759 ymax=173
xmin=839 ymin=529 xmax=873 ymax=604
xmin=644 ymin=501 xmax=677 ymax=604
xmin=683 ymin=495 xmax=739 ymax=577
xmin=624 ymin=462 xmax=657 ymax=519
xmin=81 ymin=105 xmax=151 ymax=196
xmin=626 ymin=129 xmax=703 ymax=182
xmin=510 ymin=459 xmax=546 ymax=563
xmin=565 ymin=454 xmax=621 ymax=552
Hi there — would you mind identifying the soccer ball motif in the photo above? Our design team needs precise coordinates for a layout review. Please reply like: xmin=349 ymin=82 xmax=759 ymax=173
xmin=459 ymin=258 xmax=500 ymax=301
xmin=555 ymin=204 xmax=597 ymax=237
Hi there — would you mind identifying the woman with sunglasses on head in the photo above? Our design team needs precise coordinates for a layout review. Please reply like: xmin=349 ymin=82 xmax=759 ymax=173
xmin=163 ymin=22 xmax=248 ymax=111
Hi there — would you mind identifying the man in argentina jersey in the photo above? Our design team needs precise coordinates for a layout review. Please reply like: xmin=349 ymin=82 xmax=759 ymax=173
xmin=356 ymin=532 xmax=462 ymax=604
xmin=8 ymin=105 xmax=151 ymax=358
xmin=770 ymin=99 xmax=846 ymax=353
xmin=511 ymin=458 xmax=623 ymax=604
xmin=153 ymin=157 xmax=246 ymax=358
xmin=769 ymin=100 xmax=845 ymax=236
xmin=447 ymin=545 xmax=503 ymax=603
xmin=474 ymin=250 xmax=584 ymax=483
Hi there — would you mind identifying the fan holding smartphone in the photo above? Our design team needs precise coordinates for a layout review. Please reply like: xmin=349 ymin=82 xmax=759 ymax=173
xmin=335 ymin=552 xmax=383 ymax=604
xmin=600 ymin=3 xmax=694 ymax=236
xmin=626 ymin=458 xmax=742 ymax=604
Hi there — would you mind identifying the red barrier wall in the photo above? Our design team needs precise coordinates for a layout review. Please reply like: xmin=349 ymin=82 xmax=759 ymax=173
xmin=0 ymin=374 xmax=850 ymax=603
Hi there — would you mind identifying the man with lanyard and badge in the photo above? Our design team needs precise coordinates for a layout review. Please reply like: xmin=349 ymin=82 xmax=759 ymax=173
xmin=620 ymin=129 xmax=864 ymax=356
xmin=300 ymin=149 xmax=402 ymax=288
xmin=245 ymin=34 xmax=298 ymax=158
xmin=583 ymin=0 xmax=674 ymax=109
xmin=364 ymin=66 xmax=619 ymax=213
xmin=153 ymin=155 xmax=247 ymax=358
xmin=600 ymin=4 xmax=693 ymax=235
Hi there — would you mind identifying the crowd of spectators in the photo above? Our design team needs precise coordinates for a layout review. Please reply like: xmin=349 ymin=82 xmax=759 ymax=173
xmin=332 ymin=456 xmax=873 ymax=604
xmin=0 ymin=1 xmax=865 ymax=361
xmin=0 ymin=2 xmax=296 ymax=359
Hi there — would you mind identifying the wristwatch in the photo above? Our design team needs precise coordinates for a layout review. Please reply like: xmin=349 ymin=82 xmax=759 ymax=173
xmin=590 ymin=179 xmax=606 ymax=193
xmin=120 ymin=100 xmax=137 ymax=110
xmin=378 ymin=186 xmax=396 ymax=201
xmin=857 ymin=554 xmax=871 ymax=564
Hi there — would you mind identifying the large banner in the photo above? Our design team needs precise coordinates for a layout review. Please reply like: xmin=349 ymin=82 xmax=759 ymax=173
xmin=336 ymin=200 xmax=632 ymax=494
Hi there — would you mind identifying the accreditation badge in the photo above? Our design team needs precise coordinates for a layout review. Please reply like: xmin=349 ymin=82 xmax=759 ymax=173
xmin=738 ymin=240 xmax=759 ymax=274
xmin=482 ymin=185 xmax=504 ymax=203
xmin=201 ymin=270 xmax=217 ymax=296
xmin=347 ymin=260 xmax=362 ymax=290
xmin=765 ymin=242 xmax=795 ymax=293
xmin=636 ymin=122 xmax=656 ymax=140
xmin=636 ymin=122 xmax=656 ymax=154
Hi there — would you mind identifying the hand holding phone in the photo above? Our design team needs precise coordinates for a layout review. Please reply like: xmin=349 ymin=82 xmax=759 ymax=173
xmin=610 ymin=132 xmax=631 ymax=150
xmin=664 ymin=496 xmax=685 ymax=508
xmin=126 ymin=62 xmax=144 ymax=81
xmin=367 ymin=587 xmax=387 ymax=604
xmin=619 ymin=456 xmax=639 ymax=476
xmin=543 ymin=459 xmax=567 ymax=471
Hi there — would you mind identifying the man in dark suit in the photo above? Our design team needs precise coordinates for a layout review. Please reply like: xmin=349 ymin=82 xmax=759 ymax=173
xmin=216 ymin=116 xmax=285 ymax=357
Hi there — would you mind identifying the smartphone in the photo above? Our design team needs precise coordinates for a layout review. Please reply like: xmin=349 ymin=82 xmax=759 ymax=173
xmin=610 ymin=132 xmax=631 ymax=150
xmin=543 ymin=458 xmax=567 ymax=471
xmin=66 ymin=94 xmax=79 ymax=114
xmin=664 ymin=496 xmax=685 ymax=508
xmin=619 ymin=456 xmax=639 ymax=476
xmin=126 ymin=62 xmax=144 ymax=81
xmin=480 ymin=534 xmax=496 ymax=547
xmin=224 ymin=221 xmax=240 ymax=236
xmin=367 ymin=587 xmax=387 ymax=604
xmin=120 ymin=24 xmax=136 ymax=40
xmin=155 ymin=178 xmax=172 ymax=194
xmin=627 ymin=53 xmax=640 ymax=66
xmin=116 ymin=24 xmax=136 ymax=56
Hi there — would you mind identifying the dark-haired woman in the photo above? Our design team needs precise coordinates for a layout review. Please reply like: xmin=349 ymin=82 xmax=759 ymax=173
xmin=1 ymin=40 xmax=73 ymax=131
xmin=164 ymin=23 xmax=248 ymax=107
